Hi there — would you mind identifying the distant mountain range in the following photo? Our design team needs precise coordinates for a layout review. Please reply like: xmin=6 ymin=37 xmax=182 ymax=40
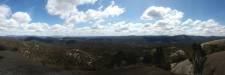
xmin=1 ymin=35 xmax=224 ymax=46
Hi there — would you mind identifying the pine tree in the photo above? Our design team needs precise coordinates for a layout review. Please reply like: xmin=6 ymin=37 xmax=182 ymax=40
xmin=192 ymin=43 xmax=206 ymax=75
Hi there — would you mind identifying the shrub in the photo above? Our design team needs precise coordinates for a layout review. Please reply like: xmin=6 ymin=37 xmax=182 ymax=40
xmin=152 ymin=47 xmax=170 ymax=70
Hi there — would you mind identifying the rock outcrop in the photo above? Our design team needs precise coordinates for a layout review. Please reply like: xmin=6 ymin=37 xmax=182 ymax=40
xmin=201 ymin=39 xmax=225 ymax=54
xmin=171 ymin=59 xmax=193 ymax=75
xmin=203 ymin=51 xmax=225 ymax=75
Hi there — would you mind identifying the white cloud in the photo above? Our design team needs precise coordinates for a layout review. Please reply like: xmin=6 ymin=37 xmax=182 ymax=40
xmin=101 ymin=1 xmax=125 ymax=17
xmin=141 ymin=18 xmax=225 ymax=36
xmin=46 ymin=0 xmax=78 ymax=19
xmin=46 ymin=0 xmax=125 ymax=25
xmin=50 ymin=24 xmax=68 ymax=32
xmin=46 ymin=0 xmax=97 ymax=18
xmin=0 ymin=6 xmax=18 ymax=32
xmin=12 ymin=12 xmax=31 ymax=24
xmin=140 ymin=6 xmax=183 ymax=21
xmin=0 ymin=4 xmax=225 ymax=36
xmin=181 ymin=19 xmax=225 ymax=36
xmin=74 ymin=21 xmax=146 ymax=36
xmin=138 ymin=6 xmax=225 ymax=36
xmin=0 ymin=11 xmax=31 ymax=32
xmin=0 ymin=5 xmax=11 ymax=31
xmin=25 ymin=23 xmax=49 ymax=32
xmin=0 ymin=4 xmax=11 ymax=18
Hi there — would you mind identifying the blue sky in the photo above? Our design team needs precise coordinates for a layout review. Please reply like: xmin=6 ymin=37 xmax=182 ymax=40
xmin=1 ymin=0 xmax=224 ymax=24
xmin=0 ymin=0 xmax=225 ymax=36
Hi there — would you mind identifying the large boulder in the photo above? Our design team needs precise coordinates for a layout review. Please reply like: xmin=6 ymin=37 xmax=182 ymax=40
xmin=171 ymin=59 xmax=193 ymax=75
xmin=202 ymin=39 xmax=225 ymax=46
xmin=172 ymin=51 xmax=225 ymax=75
xmin=203 ymin=51 xmax=225 ymax=75
xmin=201 ymin=39 xmax=225 ymax=54
xmin=170 ymin=50 xmax=187 ymax=63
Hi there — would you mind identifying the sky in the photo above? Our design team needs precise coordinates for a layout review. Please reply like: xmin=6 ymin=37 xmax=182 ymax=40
xmin=0 ymin=0 xmax=225 ymax=36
